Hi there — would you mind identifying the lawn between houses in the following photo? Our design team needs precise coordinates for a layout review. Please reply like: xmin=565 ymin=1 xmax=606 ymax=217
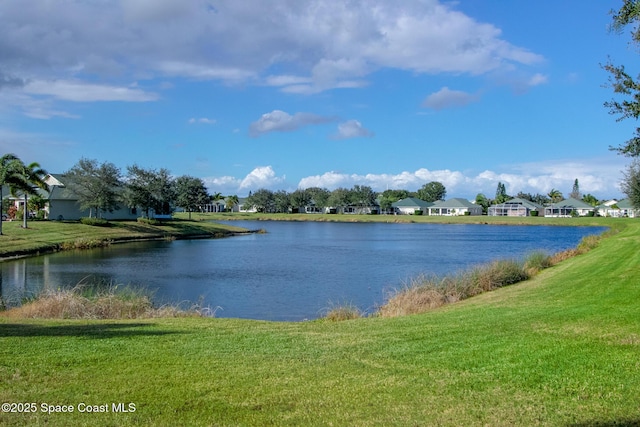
xmin=0 ymin=219 xmax=639 ymax=425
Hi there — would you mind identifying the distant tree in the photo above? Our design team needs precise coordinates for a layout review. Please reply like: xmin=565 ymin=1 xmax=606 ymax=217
xmin=494 ymin=182 xmax=509 ymax=204
xmin=582 ymin=193 xmax=600 ymax=206
xmin=547 ymin=188 xmax=563 ymax=203
xmin=569 ymin=179 xmax=581 ymax=199
xmin=245 ymin=188 xmax=275 ymax=213
xmin=417 ymin=181 xmax=446 ymax=202
xmin=273 ymin=190 xmax=291 ymax=213
xmin=604 ymin=0 xmax=640 ymax=156
xmin=475 ymin=193 xmax=490 ymax=214
xmin=19 ymin=161 xmax=48 ymax=227
xmin=175 ymin=175 xmax=209 ymax=220
xmin=290 ymin=189 xmax=311 ymax=212
xmin=64 ymin=158 xmax=122 ymax=218
xmin=350 ymin=185 xmax=377 ymax=212
xmin=378 ymin=189 xmax=410 ymax=212
xmin=621 ymin=159 xmax=640 ymax=208
xmin=0 ymin=154 xmax=35 ymax=234
xmin=124 ymin=165 xmax=175 ymax=217
xmin=328 ymin=188 xmax=351 ymax=212
xmin=305 ymin=187 xmax=331 ymax=209
xmin=225 ymin=195 xmax=239 ymax=212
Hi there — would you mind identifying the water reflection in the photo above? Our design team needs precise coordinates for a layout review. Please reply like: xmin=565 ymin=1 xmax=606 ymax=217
xmin=1 ymin=222 xmax=606 ymax=320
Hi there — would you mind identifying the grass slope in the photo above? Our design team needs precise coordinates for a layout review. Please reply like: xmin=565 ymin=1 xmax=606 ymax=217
xmin=0 ymin=221 xmax=639 ymax=426
xmin=0 ymin=219 xmax=248 ymax=258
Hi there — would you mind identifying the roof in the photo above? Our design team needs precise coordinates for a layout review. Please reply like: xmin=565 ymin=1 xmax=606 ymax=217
xmin=490 ymin=197 xmax=543 ymax=210
xmin=548 ymin=197 xmax=594 ymax=209
xmin=430 ymin=198 xmax=478 ymax=209
xmin=392 ymin=197 xmax=433 ymax=209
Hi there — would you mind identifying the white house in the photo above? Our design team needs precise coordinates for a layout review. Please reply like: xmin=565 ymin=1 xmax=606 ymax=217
xmin=544 ymin=198 xmax=595 ymax=217
xmin=391 ymin=197 xmax=433 ymax=215
xmin=428 ymin=198 xmax=483 ymax=216
xmin=488 ymin=197 xmax=544 ymax=217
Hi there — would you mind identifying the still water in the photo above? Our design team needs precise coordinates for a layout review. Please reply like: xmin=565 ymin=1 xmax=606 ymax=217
xmin=0 ymin=221 xmax=605 ymax=321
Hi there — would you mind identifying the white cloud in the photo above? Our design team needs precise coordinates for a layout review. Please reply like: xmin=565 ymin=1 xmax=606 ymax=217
xmin=188 ymin=117 xmax=216 ymax=125
xmin=297 ymin=159 xmax=627 ymax=199
xmin=528 ymin=73 xmax=548 ymax=87
xmin=332 ymin=120 xmax=374 ymax=140
xmin=249 ymin=110 xmax=334 ymax=137
xmin=0 ymin=1 xmax=544 ymax=95
xmin=24 ymin=80 xmax=159 ymax=102
xmin=203 ymin=166 xmax=287 ymax=195
xmin=422 ymin=87 xmax=479 ymax=110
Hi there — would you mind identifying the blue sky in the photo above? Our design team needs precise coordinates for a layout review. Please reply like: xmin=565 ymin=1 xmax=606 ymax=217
xmin=0 ymin=0 xmax=637 ymax=199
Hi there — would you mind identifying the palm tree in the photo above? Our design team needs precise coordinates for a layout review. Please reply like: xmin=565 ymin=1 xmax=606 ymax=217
xmin=19 ymin=161 xmax=48 ymax=228
xmin=0 ymin=154 xmax=31 ymax=235
xmin=225 ymin=194 xmax=239 ymax=212
xmin=547 ymin=188 xmax=563 ymax=203
xmin=210 ymin=192 xmax=224 ymax=212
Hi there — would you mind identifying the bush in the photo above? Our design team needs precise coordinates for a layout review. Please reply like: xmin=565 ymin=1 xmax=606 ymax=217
xmin=530 ymin=210 xmax=539 ymax=217
xmin=414 ymin=210 xmax=423 ymax=216
xmin=80 ymin=217 xmax=110 ymax=227
xmin=324 ymin=302 xmax=362 ymax=321
xmin=3 ymin=285 xmax=207 ymax=319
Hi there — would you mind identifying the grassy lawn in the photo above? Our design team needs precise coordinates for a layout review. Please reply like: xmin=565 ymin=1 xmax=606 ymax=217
xmin=0 ymin=219 xmax=248 ymax=258
xmin=0 ymin=219 xmax=638 ymax=425
xmin=175 ymin=210 xmax=619 ymax=227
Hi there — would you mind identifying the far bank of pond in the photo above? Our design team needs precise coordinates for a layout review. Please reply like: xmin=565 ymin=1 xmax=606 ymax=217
xmin=0 ymin=220 xmax=607 ymax=321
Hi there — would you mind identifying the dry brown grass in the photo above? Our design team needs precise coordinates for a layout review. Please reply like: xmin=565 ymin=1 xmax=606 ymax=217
xmin=379 ymin=232 xmax=607 ymax=318
xmin=323 ymin=303 xmax=363 ymax=321
xmin=1 ymin=286 xmax=206 ymax=319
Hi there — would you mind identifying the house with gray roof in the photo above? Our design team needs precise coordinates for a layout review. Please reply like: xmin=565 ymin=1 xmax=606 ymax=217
xmin=488 ymin=197 xmax=544 ymax=217
xmin=391 ymin=197 xmax=433 ymax=215
xmin=544 ymin=198 xmax=595 ymax=217
xmin=40 ymin=174 xmax=139 ymax=220
xmin=597 ymin=199 xmax=638 ymax=218
xmin=428 ymin=198 xmax=483 ymax=216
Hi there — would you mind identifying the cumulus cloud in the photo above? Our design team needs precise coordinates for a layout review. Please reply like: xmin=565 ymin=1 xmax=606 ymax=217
xmin=297 ymin=159 xmax=626 ymax=199
xmin=332 ymin=120 xmax=374 ymax=140
xmin=203 ymin=166 xmax=287 ymax=194
xmin=422 ymin=87 xmax=479 ymax=110
xmin=0 ymin=0 xmax=543 ymax=97
xmin=249 ymin=110 xmax=334 ymax=137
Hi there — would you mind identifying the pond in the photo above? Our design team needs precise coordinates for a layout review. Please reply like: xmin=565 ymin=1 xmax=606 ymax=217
xmin=0 ymin=221 xmax=606 ymax=321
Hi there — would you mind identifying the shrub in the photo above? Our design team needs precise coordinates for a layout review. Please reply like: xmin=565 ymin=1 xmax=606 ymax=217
xmin=379 ymin=260 xmax=528 ymax=318
xmin=524 ymin=251 xmax=553 ymax=275
xmin=80 ymin=217 xmax=110 ymax=227
xmin=3 ymin=285 xmax=207 ymax=319
xmin=324 ymin=302 xmax=362 ymax=321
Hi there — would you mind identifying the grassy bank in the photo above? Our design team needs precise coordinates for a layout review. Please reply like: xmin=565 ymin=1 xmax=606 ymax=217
xmin=0 ymin=220 xmax=638 ymax=425
xmin=175 ymin=210 xmax=619 ymax=226
xmin=0 ymin=219 xmax=248 ymax=259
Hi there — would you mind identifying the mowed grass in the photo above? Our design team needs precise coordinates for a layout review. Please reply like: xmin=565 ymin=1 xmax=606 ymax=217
xmin=0 ymin=219 xmax=248 ymax=258
xmin=0 ymin=221 xmax=639 ymax=425
xmin=176 ymin=210 xmax=619 ymax=226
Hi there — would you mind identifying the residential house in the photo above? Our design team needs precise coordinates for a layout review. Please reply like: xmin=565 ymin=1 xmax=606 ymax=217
xmin=544 ymin=198 xmax=595 ymax=217
xmin=597 ymin=199 xmax=639 ymax=218
xmin=391 ymin=197 xmax=433 ymax=215
xmin=428 ymin=198 xmax=483 ymax=216
xmin=488 ymin=197 xmax=544 ymax=217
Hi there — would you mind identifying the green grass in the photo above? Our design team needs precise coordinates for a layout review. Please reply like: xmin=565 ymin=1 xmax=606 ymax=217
xmin=0 ymin=219 xmax=248 ymax=258
xmin=0 ymin=220 xmax=639 ymax=425
xmin=175 ymin=210 xmax=622 ymax=226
